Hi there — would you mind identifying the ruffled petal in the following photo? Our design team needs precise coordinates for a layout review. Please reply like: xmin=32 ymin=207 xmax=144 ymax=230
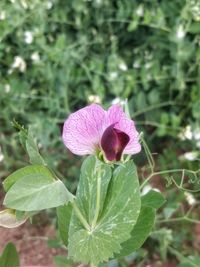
xmin=106 ymin=105 xmax=141 ymax=155
xmin=62 ymin=104 xmax=105 ymax=155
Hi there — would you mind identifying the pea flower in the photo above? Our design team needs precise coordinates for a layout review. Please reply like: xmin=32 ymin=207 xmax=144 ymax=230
xmin=62 ymin=104 xmax=141 ymax=161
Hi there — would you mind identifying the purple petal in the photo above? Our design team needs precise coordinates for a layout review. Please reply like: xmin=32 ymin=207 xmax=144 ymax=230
xmin=101 ymin=124 xmax=130 ymax=161
xmin=106 ymin=105 xmax=141 ymax=155
xmin=62 ymin=104 xmax=105 ymax=155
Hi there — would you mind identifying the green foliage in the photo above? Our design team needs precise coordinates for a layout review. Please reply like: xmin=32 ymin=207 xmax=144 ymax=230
xmin=0 ymin=0 xmax=200 ymax=177
xmin=57 ymin=204 xmax=72 ymax=247
xmin=117 ymin=206 xmax=155 ymax=258
xmin=0 ymin=243 xmax=20 ymax=267
xmin=0 ymin=0 xmax=200 ymax=265
xmin=54 ymin=256 xmax=74 ymax=267
xmin=68 ymin=156 xmax=141 ymax=265
xmin=117 ymin=190 xmax=165 ymax=258
xmin=3 ymin=165 xmax=74 ymax=211
xmin=141 ymin=190 xmax=166 ymax=209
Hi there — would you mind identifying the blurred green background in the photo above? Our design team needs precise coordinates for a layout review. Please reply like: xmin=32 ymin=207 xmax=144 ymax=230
xmin=0 ymin=0 xmax=200 ymax=266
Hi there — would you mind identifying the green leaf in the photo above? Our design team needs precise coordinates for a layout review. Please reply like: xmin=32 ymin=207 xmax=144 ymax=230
xmin=178 ymin=256 xmax=200 ymax=267
xmin=116 ymin=190 xmax=164 ymax=257
xmin=68 ymin=157 xmax=141 ymax=265
xmin=3 ymin=165 xmax=74 ymax=211
xmin=0 ymin=243 xmax=20 ymax=267
xmin=57 ymin=204 xmax=72 ymax=246
xmin=141 ymin=190 xmax=166 ymax=209
xmin=54 ymin=256 xmax=74 ymax=267
xmin=13 ymin=121 xmax=45 ymax=165
xmin=116 ymin=206 xmax=155 ymax=258
xmin=26 ymin=129 xmax=46 ymax=165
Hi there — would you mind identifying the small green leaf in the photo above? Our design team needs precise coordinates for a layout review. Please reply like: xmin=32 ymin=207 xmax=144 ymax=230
xmin=13 ymin=121 xmax=45 ymax=165
xmin=116 ymin=206 xmax=155 ymax=258
xmin=3 ymin=165 xmax=74 ymax=211
xmin=54 ymin=256 xmax=74 ymax=267
xmin=57 ymin=204 xmax=72 ymax=246
xmin=0 ymin=243 xmax=20 ymax=267
xmin=141 ymin=190 xmax=166 ymax=209
xmin=68 ymin=157 xmax=141 ymax=265
xmin=26 ymin=128 xmax=46 ymax=165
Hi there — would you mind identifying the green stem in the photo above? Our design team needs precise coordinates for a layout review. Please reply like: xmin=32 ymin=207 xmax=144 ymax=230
xmin=91 ymin=164 xmax=101 ymax=228
xmin=140 ymin=168 xmax=200 ymax=190
xmin=72 ymin=202 xmax=90 ymax=231
xmin=157 ymin=216 xmax=200 ymax=224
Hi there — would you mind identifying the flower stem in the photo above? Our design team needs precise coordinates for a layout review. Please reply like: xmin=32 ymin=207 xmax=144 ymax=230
xmin=91 ymin=163 xmax=101 ymax=228
xmin=72 ymin=201 xmax=90 ymax=231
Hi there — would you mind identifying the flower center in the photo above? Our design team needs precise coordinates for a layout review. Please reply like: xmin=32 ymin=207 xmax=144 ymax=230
xmin=100 ymin=124 xmax=130 ymax=161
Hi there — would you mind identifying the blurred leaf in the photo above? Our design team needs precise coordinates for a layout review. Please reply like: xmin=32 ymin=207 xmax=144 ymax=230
xmin=54 ymin=256 xmax=74 ymax=267
xmin=0 ymin=243 xmax=20 ymax=267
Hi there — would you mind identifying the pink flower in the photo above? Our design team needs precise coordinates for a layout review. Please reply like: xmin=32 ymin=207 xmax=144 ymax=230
xmin=62 ymin=104 xmax=141 ymax=161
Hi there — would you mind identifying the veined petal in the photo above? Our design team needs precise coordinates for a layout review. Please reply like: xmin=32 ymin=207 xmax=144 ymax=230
xmin=107 ymin=105 xmax=141 ymax=155
xmin=62 ymin=104 xmax=105 ymax=155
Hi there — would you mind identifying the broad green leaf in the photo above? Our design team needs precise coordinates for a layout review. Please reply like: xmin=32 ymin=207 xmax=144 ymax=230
xmin=0 ymin=209 xmax=27 ymax=228
xmin=3 ymin=165 xmax=74 ymax=211
xmin=3 ymin=165 xmax=53 ymax=192
xmin=0 ymin=243 xmax=20 ymax=267
xmin=68 ymin=157 xmax=141 ymax=265
xmin=54 ymin=256 xmax=74 ymax=267
xmin=141 ymin=190 xmax=165 ymax=209
xmin=74 ymin=156 xmax=112 ymax=224
xmin=116 ymin=206 xmax=155 ymax=258
xmin=57 ymin=204 xmax=72 ymax=246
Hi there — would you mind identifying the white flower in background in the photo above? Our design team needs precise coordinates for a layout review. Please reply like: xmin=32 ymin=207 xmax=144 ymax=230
xmin=20 ymin=0 xmax=28 ymax=9
xmin=4 ymin=84 xmax=11 ymax=93
xmin=176 ymin=25 xmax=186 ymax=39
xmin=197 ymin=141 xmax=200 ymax=148
xmin=118 ymin=62 xmax=128 ymax=71
xmin=10 ymin=0 xmax=16 ymax=3
xmin=0 ymin=147 xmax=4 ymax=162
xmin=46 ymin=1 xmax=53 ymax=9
xmin=88 ymin=95 xmax=101 ymax=104
xmin=24 ymin=31 xmax=34 ymax=44
xmin=180 ymin=151 xmax=199 ymax=161
xmin=109 ymin=72 xmax=118 ymax=80
xmin=178 ymin=126 xmax=200 ymax=149
xmin=193 ymin=127 xmax=200 ymax=140
xmin=178 ymin=125 xmax=193 ymax=140
xmin=111 ymin=97 xmax=126 ymax=106
xmin=12 ymin=56 xmax=26 ymax=72
xmin=184 ymin=192 xmax=196 ymax=205
xmin=133 ymin=61 xmax=141 ymax=68
xmin=136 ymin=5 xmax=144 ymax=17
xmin=0 ymin=11 xmax=6 ymax=21
xmin=145 ymin=62 xmax=152 ymax=69
xmin=31 ymin=52 xmax=40 ymax=63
